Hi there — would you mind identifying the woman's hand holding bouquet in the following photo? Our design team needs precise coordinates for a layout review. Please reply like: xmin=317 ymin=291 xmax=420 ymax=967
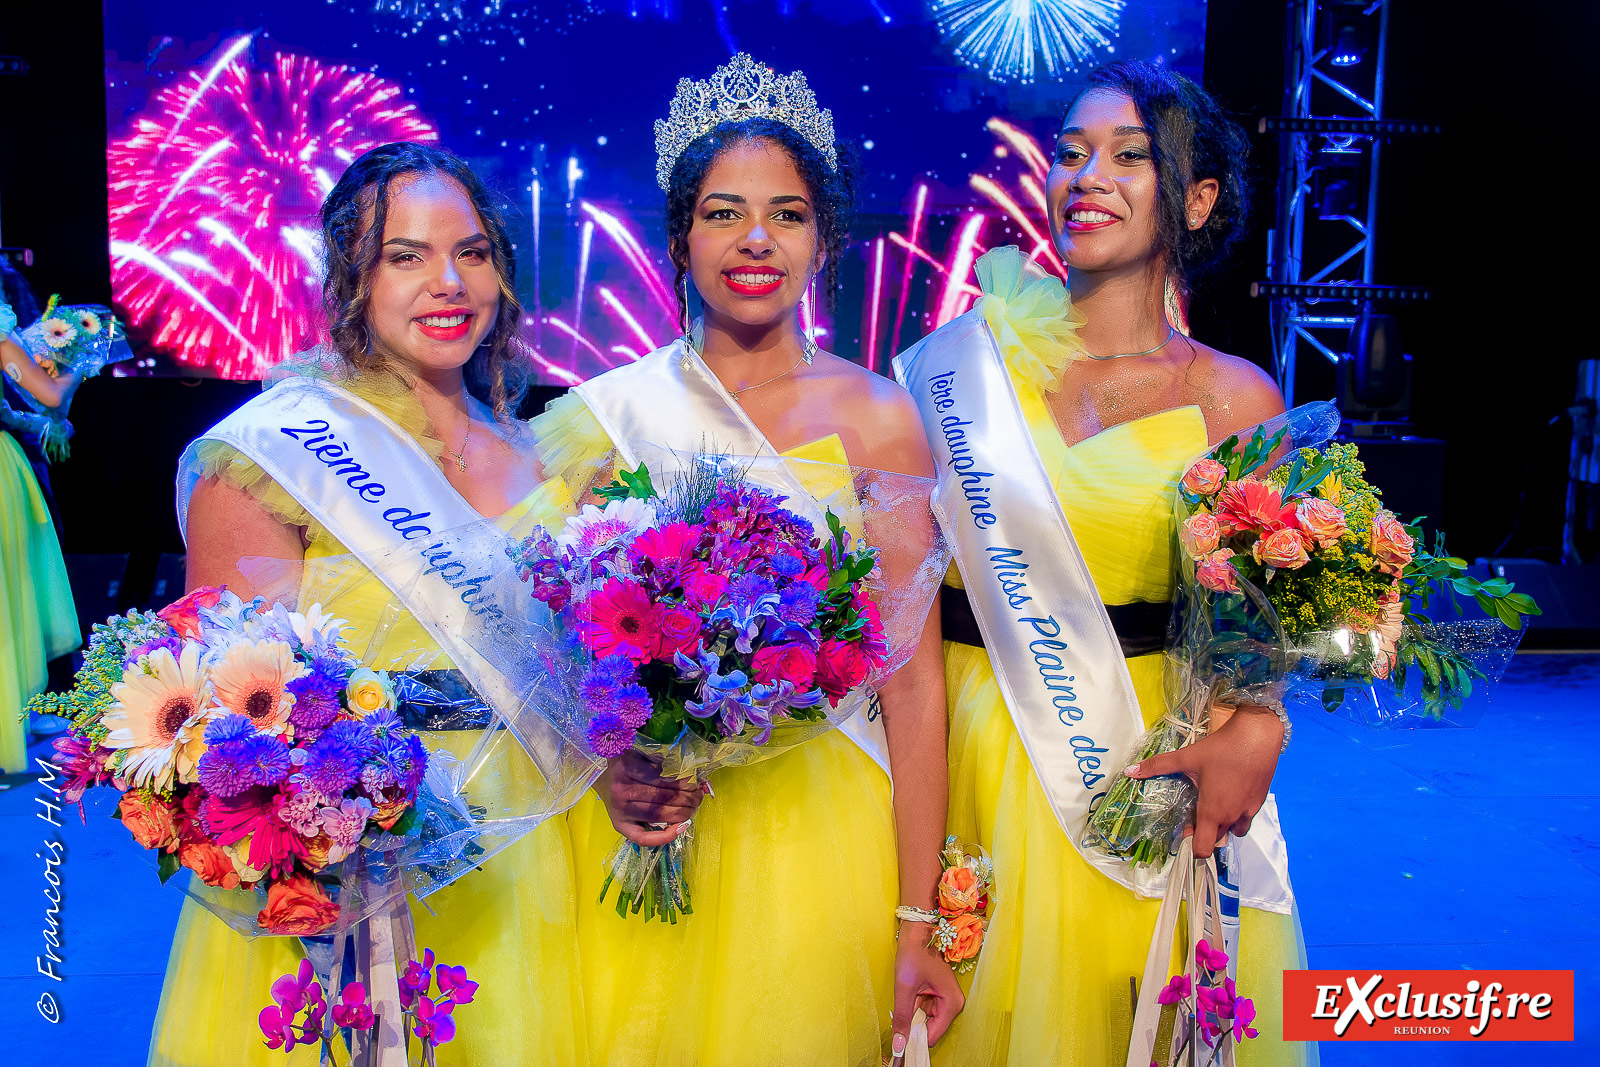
xmin=510 ymin=458 xmax=893 ymax=922
xmin=1086 ymin=405 xmax=1539 ymax=874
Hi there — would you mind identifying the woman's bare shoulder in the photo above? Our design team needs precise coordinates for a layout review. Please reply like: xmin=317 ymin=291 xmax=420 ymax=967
xmin=815 ymin=355 xmax=933 ymax=478
xmin=1179 ymin=340 xmax=1287 ymax=443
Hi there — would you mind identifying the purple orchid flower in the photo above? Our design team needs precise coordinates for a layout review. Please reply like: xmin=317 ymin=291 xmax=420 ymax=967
xmin=399 ymin=949 xmax=435 ymax=1010
xmin=1232 ymin=995 xmax=1260 ymax=1041
xmin=685 ymin=668 xmax=753 ymax=729
xmin=1156 ymin=973 xmax=1192 ymax=1005
xmin=412 ymin=994 xmax=457 ymax=1046
xmin=435 ymin=963 xmax=479 ymax=1005
xmin=332 ymin=981 xmax=375 ymax=1030
xmin=1195 ymin=938 xmax=1229 ymax=972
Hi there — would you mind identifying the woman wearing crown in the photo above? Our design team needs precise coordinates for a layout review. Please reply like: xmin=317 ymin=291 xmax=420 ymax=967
xmin=893 ymin=62 xmax=1311 ymax=1064
xmin=526 ymin=54 xmax=963 ymax=1065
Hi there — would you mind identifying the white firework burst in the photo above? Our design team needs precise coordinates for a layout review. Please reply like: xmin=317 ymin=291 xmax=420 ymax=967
xmin=930 ymin=0 xmax=1125 ymax=83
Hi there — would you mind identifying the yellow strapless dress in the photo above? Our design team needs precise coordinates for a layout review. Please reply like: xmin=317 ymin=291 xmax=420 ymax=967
xmin=930 ymin=249 xmax=1311 ymax=1066
xmin=148 ymin=381 xmax=590 ymax=1066
xmin=532 ymin=395 xmax=899 ymax=1067
xmin=1 ymin=429 xmax=79 ymax=772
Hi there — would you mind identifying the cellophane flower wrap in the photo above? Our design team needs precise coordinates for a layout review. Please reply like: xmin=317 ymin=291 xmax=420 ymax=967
xmin=511 ymin=447 xmax=948 ymax=922
xmin=38 ymin=548 xmax=603 ymax=936
xmin=38 ymin=588 xmax=432 ymax=935
xmin=1085 ymin=403 xmax=1537 ymax=875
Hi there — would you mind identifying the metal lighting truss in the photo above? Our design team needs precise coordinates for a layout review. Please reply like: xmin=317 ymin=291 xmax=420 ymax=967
xmin=1264 ymin=0 xmax=1429 ymax=405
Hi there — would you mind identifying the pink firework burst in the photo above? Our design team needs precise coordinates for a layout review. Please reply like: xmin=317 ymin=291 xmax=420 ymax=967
xmin=108 ymin=40 xmax=438 ymax=378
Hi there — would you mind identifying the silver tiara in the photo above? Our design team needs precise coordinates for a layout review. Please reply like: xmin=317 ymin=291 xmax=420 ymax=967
xmin=653 ymin=53 xmax=837 ymax=191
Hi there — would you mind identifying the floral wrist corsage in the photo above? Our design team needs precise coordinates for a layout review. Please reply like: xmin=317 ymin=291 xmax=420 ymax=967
xmin=900 ymin=836 xmax=994 ymax=973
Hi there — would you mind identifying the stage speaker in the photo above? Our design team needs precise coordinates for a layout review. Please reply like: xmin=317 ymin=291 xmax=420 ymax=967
xmin=63 ymin=553 xmax=130 ymax=637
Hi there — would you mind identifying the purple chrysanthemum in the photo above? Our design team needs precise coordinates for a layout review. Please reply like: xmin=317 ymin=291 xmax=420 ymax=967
xmin=320 ymin=720 xmax=378 ymax=759
xmin=770 ymin=548 xmax=806 ymax=579
xmin=727 ymin=573 xmax=778 ymax=614
xmin=204 ymin=714 xmax=258 ymax=746
xmin=286 ymin=674 xmax=342 ymax=736
xmin=400 ymin=734 xmax=428 ymax=791
xmin=364 ymin=708 xmax=404 ymax=739
xmin=585 ymin=710 xmax=633 ymax=758
xmin=197 ymin=742 xmax=257 ymax=798
xmin=614 ymin=683 xmax=654 ymax=730
xmin=776 ymin=582 xmax=821 ymax=625
xmin=241 ymin=734 xmax=294 ymax=787
xmin=300 ymin=735 xmax=365 ymax=795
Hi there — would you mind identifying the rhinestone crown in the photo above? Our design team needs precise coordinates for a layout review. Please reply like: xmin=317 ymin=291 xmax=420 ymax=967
xmin=653 ymin=53 xmax=837 ymax=191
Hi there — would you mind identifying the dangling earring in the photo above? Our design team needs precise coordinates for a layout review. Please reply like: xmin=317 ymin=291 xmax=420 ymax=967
xmin=800 ymin=275 xmax=818 ymax=365
xmin=680 ymin=275 xmax=704 ymax=362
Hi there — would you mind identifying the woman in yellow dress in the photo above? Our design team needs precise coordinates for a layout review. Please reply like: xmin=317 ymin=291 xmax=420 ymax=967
xmin=528 ymin=55 xmax=963 ymax=1066
xmin=914 ymin=62 xmax=1315 ymax=1065
xmin=0 ymin=303 xmax=79 ymax=772
xmin=149 ymin=142 xmax=586 ymax=1065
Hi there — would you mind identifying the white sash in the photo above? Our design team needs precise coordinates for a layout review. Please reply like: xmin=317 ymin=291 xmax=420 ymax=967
xmin=175 ymin=376 xmax=593 ymax=813
xmin=894 ymin=311 xmax=1294 ymax=909
xmin=895 ymin=309 xmax=1149 ymax=890
xmin=573 ymin=341 xmax=892 ymax=776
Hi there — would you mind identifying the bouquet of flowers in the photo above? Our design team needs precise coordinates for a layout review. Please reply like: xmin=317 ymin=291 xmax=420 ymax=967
xmin=511 ymin=459 xmax=895 ymax=922
xmin=1085 ymin=403 xmax=1538 ymax=873
xmin=37 ymin=586 xmax=429 ymax=935
xmin=8 ymin=295 xmax=134 ymax=459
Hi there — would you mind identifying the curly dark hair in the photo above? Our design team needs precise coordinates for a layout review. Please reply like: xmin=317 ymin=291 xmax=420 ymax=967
xmin=1073 ymin=61 xmax=1251 ymax=296
xmin=319 ymin=141 xmax=527 ymax=420
xmin=663 ymin=117 xmax=855 ymax=331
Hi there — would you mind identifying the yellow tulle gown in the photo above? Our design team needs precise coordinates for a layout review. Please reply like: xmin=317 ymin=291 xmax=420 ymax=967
xmin=528 ymin=393 xmax=899 ymax=1067
xmin=148 ymin=374 xmax=590 ymax=1067
xmin=931 ymin=249 xmax=1312 ymax=1066
xmin=0 ymin=428 xmax=78 ymax=773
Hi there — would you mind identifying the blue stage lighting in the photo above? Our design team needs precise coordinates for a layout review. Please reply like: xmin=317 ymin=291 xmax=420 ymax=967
xmin=930 ymin=0 xmax=1124 ymax=83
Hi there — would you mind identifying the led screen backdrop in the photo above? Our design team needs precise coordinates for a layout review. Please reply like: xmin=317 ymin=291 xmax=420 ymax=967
xmin=104 ymin=0 xmax=1206 ymax=383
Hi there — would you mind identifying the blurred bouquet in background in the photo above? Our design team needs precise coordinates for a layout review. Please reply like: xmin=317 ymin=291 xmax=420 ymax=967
xmin=1086 ymin=404 xmax=1538 ymax=873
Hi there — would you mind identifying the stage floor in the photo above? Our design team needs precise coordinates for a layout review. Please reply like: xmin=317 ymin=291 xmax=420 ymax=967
xmin=4 ymin=653 xmax=1595 ymax=1062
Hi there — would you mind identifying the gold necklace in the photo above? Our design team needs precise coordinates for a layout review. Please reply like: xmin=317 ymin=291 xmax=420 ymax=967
xmin=444 ymin=418 xmax=471 ymax=472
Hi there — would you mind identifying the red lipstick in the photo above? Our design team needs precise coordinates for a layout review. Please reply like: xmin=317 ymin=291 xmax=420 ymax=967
xmin=414 ymin=307 xmax=474 ymax=341
xmin=1063 ymin=202 xmax=1122 ymax=233
xmin=722 ymin=266 xmax=785 ymax=296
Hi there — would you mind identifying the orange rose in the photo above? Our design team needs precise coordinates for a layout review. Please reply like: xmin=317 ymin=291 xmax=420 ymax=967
xmin=938 ymin=866 xmax=982 ymax=914
xmin=179 ymin=840 xmax=241 ymax=889
xmin=1181 ymin=458 xmax=1227 ymax=498
xmin=119 ymin=792 xmax=181 ymax=852
xmin=1180 ymin=513 xmax=1222 ymax=559
xmin=1252 ymin=527 xmax=1311 ymax=570
xmin=302 ymin=834 xmax=333 ymax=871
xmin=156 ymin=586 xmax=227 ymax=641
xmin=1369 ymin=511 xmax=1416 ymax=575
xmin=256 ymin=874 xmax=340 ymax=935
xmin=945 ymin=912 xmax=985 ymax=963
xmin=1372 ymin=589 xmax=1405 ymax=680
xmin=1295 ymin=497 xmax=1348 ymax=547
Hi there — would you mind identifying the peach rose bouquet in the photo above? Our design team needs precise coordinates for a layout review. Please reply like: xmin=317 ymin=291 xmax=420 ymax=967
xmin=1087 ymin=403 xmax=1539 ymax=872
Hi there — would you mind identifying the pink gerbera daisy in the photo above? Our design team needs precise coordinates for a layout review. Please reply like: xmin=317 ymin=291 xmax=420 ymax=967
xmin=627 ymin=521 xmax=704 ymax=577
xmin=1212 ymin=479 xmax=1296 ymax=535
xmin=579 ymin=578 xmax=662 ymax=664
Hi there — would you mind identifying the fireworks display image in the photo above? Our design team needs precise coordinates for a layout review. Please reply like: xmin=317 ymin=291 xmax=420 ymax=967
xmin=102 ymin=0 xmax=1202 ymax=380
xmin=930 ymin=0 xmax=1125 ymax=83
xmin=108 ymin=39 xmax=437 ymax=378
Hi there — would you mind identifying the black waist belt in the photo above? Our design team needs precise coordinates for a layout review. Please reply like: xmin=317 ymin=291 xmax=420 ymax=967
xmin=941 ymin=584 xmax=1171 ymax=660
